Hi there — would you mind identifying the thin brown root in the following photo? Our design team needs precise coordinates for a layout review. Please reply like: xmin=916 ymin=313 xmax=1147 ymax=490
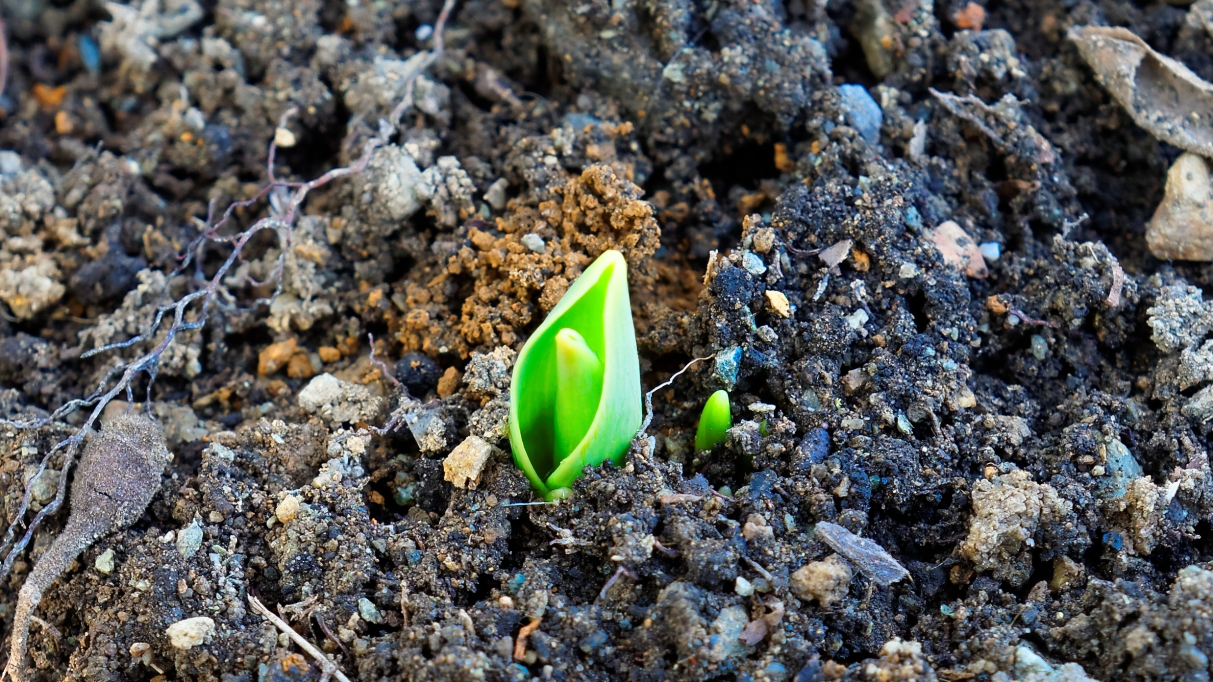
xmin=314 ymin=612 xmax=350 ymax=660
xmin=636 ymin=354 xmax=716 ymax=438
xmin=598 ymin=565 xmax=638 ymax=601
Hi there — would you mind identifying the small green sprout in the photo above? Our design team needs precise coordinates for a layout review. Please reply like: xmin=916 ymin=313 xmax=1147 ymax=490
xmin=508 ymin=250 xmax=642 ymax=500
xmin=695 ymin=389 xmax=731 ymax=451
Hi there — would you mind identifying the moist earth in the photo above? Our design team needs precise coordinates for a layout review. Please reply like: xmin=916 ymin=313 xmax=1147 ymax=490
xmin=0 ymin=0 xmax=1212 ymax=680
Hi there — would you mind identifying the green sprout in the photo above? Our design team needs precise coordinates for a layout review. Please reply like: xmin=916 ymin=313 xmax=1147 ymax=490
xmin=508 ymin=250 xmax=642 ymax=500
xmin=695 ymin=389 xmax=731 ymax=451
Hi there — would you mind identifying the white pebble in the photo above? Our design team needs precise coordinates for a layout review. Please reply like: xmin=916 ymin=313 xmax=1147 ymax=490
xmin=521 ymin=233 xmax=546 ymax=254
xmin=166 ymin=617 xmax=215 ymax=650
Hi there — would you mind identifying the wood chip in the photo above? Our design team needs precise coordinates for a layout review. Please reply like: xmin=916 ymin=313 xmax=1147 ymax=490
xmin=513 ymin=617 xmax=542 ymax=661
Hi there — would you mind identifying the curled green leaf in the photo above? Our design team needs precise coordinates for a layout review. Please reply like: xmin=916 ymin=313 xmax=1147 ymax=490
xmin=695 ymin=389 xmax=731 ymax=451
xmin=508 ymin=250 xmax=642 ymax=500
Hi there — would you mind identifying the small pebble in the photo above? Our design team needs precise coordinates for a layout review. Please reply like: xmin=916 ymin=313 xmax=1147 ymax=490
xmin=932 ymin=221 xmax=988 ymax=278
xmin=166 ymin=617 xmax=215 ymax=650
xmin=358 ymin=597 xmax=383 ymax=624
xmin=177 ymin=519 xmax=203 ymax=558
xmin=845 ymin=309 xmax=869 ymax=330
xmin=753 ymin=228 xmax=776 ymax=253
xmin=484 ymin=178 xmax=509 ymax=210
xmin=735 ymin=576 xmax=755 ymax=596
xmin=444 ymin=436 xmax=494 ymax=489
xmin=521 ymin=233 xmax=545 ymax=254
xmin=273 ymin=127 xmax=297 ymax=148
xmin=714 ymin=346 xmax=743 ymax=387
xmin=790 ymin=554 xmax=853 ymax=607
xmin=742 ymin=252 xmax=767 ymax=275
xmin=899 ymin=263 xmax=919 ymax=279
xmin=1147 ymin=153 xmax=1213 ymax=261
xmin=838 ymin=84 xmax=883 ymax=144
xmin=95 ymin=548 xmax=115 ymax=574
xmin=258 ymin=338 xmax=297 ymax=375
xmin=1030 ymin=334 xmax=1048 ymax=360
xmin=275 ymin=494 xmax=300 ymax=523
xmin=766 ymin=291 xmax=791 ymax=318
xmin=979 ymin=242 xmax=1001 ymax=261
xmin=0 ymin=151 xmax=22 ymax=176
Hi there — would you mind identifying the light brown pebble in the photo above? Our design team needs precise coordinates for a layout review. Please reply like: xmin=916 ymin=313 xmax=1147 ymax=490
xmin=166 ymin=617 xmax=215 ymax=649
xmin=790 ymin=554 xmax=853 ymax=607
xmin=437 ymin=366 xmax=462 ymax=398
xmin=286 ymin=352 xmax=315 ymax=379
xmin=258 ymin=338 xmax=297 ymax=375
xmin=1147 ymin=153 xmax=1213 ymax=261
xmin=765 ymin=290 xmax=792 ymax=318
xmin=275 ymin=494 xmax=300 ymax=523
xmin=273 ymin=127 xmax=297 ymax=148
xmin=318 ymin=346 xmax=342 ymax=363
xmin=444 ymin=435 xmax=493 ymax=489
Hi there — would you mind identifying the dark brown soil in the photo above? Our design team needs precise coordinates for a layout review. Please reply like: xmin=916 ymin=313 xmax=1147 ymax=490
xmin=1 ymin=0 xmax=1212 ymax=680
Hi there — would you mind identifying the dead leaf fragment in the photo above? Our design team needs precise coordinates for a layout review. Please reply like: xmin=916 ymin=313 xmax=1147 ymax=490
xmin=1069 ymin=26 xmax=1213 ymax=156
xmin=932 ymin=221 xmax=988 ymax=278
xmin=1148 ymin=153 xmax=1213 ymax=261
xmin=814 ymin=521 xmax=910 ymax=587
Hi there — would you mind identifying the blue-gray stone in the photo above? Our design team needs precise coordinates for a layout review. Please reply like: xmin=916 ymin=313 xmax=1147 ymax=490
xmin=839 ymin=84 xmax=883 ymax=144
xmin=715 ymin=346 xmax=743 ymax=388
xmin=1098 ymin=438 xmax=1142 ymax=499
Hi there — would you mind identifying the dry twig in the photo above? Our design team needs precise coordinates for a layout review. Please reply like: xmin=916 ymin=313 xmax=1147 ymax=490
xmin=249 ymin=595 xmax=351 ymax=682
xmin=0 ymin=18 xmax=8 ymax=106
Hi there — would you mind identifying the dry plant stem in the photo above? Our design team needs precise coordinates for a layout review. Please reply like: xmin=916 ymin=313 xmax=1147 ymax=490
xmin=0 ymin=18 xmax=7 ymax=104
xmin=248 ymin=596 xmax=351 ymax=682
xmin=0 ymin=1 xmax=460 ymax=584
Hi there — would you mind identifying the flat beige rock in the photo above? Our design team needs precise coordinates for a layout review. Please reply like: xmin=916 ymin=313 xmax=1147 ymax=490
xmin=444 ymin=435 xmax=493 ymax=489
xmin=1147 ymin=153 xmax=1213 ymax=261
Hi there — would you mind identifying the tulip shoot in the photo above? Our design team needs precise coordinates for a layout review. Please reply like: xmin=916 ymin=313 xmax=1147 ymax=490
xmin=695 ymin=389 xmax=731 ymax=451
xmin=509 ymin=250 xmax=642 ymax=500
